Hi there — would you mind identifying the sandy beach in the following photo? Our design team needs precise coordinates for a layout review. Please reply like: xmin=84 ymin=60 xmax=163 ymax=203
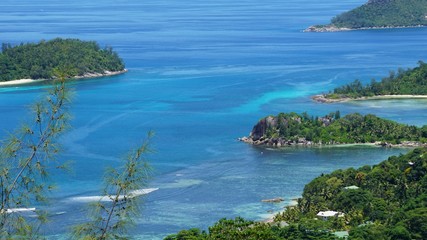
xmin=0 ymin=69 xmax=128 ymax=88
xmin=357 ymin=95 xmax=427 ymax=100
xmin=312 ymin=94 xmax=427 ymax=103
xmin=0 ymin=78 xmax=48 ymax=87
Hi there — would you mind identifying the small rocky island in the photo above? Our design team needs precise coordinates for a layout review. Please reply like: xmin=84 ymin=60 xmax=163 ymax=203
xmin=240 ymin=112 xmax=427 ymax=147
xmin=0 ymin=38 xmax=126 ymax=83
xmin=313 ymin=61 xmax=427 ymax=102
xmin=305 ymin=0 xmax=427 ymax=32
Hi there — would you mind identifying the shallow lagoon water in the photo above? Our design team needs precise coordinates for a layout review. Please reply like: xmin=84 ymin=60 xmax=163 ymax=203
xmin=1 ymin=0 xmax=427 ymax=238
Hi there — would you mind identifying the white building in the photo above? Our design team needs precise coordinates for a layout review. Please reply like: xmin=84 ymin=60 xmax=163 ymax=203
xmin=344 ymin=185 xmax=359 ymax=190
xmin=316 ymin=211 xmax=344 ymax=220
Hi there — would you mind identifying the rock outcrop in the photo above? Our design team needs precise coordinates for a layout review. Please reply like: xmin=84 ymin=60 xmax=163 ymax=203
xmin=262 ymin=197 xmax=284 ymax=203
xmin=304 ymin=25 xmax=351 ymax=32
xmin=250 ymin=116 xmax=277 ymax=141
xmin=239 ymin=115 xmax=314 ymax=147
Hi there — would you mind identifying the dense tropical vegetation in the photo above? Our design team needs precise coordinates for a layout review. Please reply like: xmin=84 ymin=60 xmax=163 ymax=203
xmin=0 ymin=38 xmax=125 ymax=81
xmin=166 ymin=147 xmax=427 ymax=239
xmin=277 ymin=147 xmax=427 ymax=239
xmin=307 ymin=0 xmax=427 ymax=31
xmin=325 ymin=61 xmax=427 ymax=99
xmin=165 ymin=216 xmax=337 ymax=240
xmin=331 ymin=0 xmax=427 ymax=29
xmin=243 ymin=111 xmax=427 ymax=146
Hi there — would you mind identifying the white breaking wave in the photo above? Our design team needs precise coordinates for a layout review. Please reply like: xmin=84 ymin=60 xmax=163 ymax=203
xmin=1 ymin=208 xmax=36 ymax=214
xmin=69 ymin=188 xmax=159 ymax=203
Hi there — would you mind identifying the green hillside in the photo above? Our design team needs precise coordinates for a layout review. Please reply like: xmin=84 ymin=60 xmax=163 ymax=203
xmin=306 ymin=0 xmax=427 ymax=31
xmin=332 ymin=0 xmax=427 ymax=28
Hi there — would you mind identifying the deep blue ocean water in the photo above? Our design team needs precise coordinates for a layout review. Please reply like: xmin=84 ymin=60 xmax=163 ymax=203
xmin=1 ymin=0 xmax=427 ymax=239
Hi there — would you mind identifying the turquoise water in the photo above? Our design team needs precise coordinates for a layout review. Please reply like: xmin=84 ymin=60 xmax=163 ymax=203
xmin=1 ymin=0 xmax=427 ymax=239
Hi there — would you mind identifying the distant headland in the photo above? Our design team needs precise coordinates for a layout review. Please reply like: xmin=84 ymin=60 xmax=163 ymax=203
xmin=313 ymin=61 xmax=427 ymax=103
xmin=305 ymin=0 xmax=427 ymax=32
xmin=0 ymin=38 xmax=126 ymax=85
xmin=239 ymin=112 xmax=427 ymax=148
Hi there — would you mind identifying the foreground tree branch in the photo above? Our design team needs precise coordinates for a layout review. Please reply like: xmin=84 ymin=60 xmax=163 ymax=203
xmin=0 ymin=76 xmax=71 ymax=237
xmin=73 ymin=131 xmax=154 ymax=240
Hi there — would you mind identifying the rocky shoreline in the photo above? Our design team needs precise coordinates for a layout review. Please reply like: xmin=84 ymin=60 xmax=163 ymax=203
xmin=304 ymin=24 xmax=427 ymax=32
xmin=311 ymin=94 xmax=350 ymax=103
xmin=73 ymin=69 xmax=128 ymax=80
xmin=239 ymin=136 xmax=317 ymax=147
xmin=239 ymin=136 xmax=427 ymax=149
xmin=303 ymin=25 xmax=351 ymax=32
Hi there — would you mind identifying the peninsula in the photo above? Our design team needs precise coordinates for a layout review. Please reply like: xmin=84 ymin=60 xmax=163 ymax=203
xmin=305 ymin=0 xmax=427 ymax=32
xmin=313 ymin=61 xmax=427 ymax=102
xmin=0 ymin=38 xmax=126 ymax=85
xmin=239 ymin=112 xmax=427 ymax=147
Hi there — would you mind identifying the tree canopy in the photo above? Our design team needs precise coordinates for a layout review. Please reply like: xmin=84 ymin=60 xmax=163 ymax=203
xmin=331 ymin=0 xmax=427 ymax=29
xmin=280 ymin=147 xmax=427 ymax=239
xmin=0 ymin=38 xmax=125 ymax=81
xmin=244 ymin=111 xmax=427 ymax=146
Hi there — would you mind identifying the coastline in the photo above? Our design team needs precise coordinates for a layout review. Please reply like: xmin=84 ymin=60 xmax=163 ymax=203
xmin=239 ymin=136 xmax=427 ymax=149
xmin=304 ymin=24 xmax=427 ymax=33
xmin=312 ymin=94 xmax=427 ymax=103
xmin=261 ymin=198 xmax=299 ymax=224
xmin=73 ymin=69 xmax=128 ymax=80
xmin=0 ymin=69 xmax=128 ymax=87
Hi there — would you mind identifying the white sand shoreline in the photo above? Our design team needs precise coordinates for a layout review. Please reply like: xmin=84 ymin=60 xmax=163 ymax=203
xmin=0 ymin=69 xmax=128 ymax=87
xmin=356 ymin=95 xmax=427 ymax=100
xmin=0 ymin=78 xmax=48 ymax=87
xmin=312 ymin=94 xmax=427 ymax=103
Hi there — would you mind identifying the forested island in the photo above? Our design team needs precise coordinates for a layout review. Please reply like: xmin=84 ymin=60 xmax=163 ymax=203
xmin=0 ymin=38 xmax=125 ymax=83
xmin=305 ymin=0 xmax=427 ymax=32
xmin=313 ymin=61 xmax=427 ymax=102
xmin=239 ymin=112 xmax=427 ymax=147
xmin=166 ymin=147 xmax=427 ymax=239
